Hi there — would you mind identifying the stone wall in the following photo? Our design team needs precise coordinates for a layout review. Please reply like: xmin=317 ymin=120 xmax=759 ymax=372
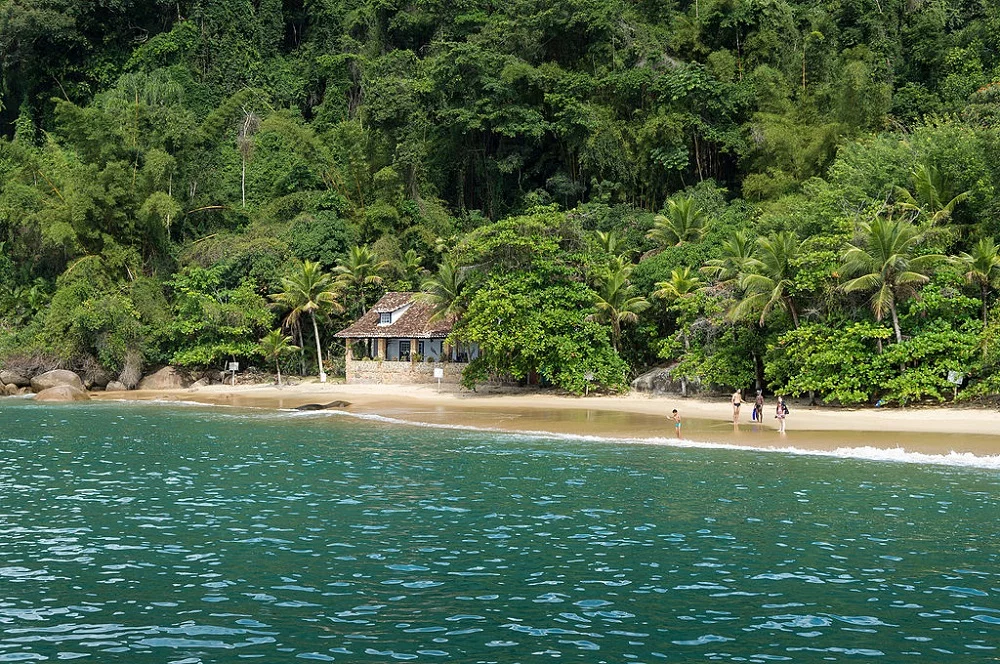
xmin=346 ymin=360 xmax=468 ymax=384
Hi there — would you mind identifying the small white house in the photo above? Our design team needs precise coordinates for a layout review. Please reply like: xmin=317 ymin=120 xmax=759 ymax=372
xmin=335 ymin=292 xmax=477 ymax=384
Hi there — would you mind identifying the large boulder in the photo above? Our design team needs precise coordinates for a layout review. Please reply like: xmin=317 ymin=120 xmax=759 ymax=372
xmin=137 ymin=366 xmax=189 ymax=391
xmin=105 ymin=381 xmax=127 ymax=392
xmin=0 ymin=370 xmax=30 ymax=387
xmin=631 ymin=364 xmax=703 ymax=396
xmin=34 ymin=385 xmax=90 ymax=402
xmin=31 ymin=370 xmax=85 ymax=393
xmin=4 ymin=384 xmax=20 ymax=396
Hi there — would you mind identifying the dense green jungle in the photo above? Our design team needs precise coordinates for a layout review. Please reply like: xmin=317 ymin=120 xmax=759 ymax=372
xmin=1 ymin=0 xmax=1000 ymax=403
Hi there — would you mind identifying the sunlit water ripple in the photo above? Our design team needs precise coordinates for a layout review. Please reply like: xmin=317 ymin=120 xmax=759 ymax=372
xmin=0 ymin=401 xmax=997 ymax=662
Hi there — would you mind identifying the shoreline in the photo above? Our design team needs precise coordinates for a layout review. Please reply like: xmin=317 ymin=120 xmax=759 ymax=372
xmin=87 ymin=382 xmax=1000 ymax=457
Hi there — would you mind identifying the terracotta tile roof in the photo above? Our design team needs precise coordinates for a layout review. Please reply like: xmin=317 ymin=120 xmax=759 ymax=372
xmin=335 ymin=292 xmax=455 ymax=339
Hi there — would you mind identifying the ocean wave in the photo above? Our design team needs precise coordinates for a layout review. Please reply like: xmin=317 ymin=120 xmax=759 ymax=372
xmin=282 ymin=408 xmax=1000 ymax=470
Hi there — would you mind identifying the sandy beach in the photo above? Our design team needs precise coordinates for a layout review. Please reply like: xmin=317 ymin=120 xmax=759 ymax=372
xmin=88 ymin=381 xmax=1000 ymax=456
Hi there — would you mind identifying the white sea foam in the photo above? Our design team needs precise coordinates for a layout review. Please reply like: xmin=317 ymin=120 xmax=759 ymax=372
xmin=284 ymin=408 xmax=1000 ymax=470
xmin=77 ymin=398 xmax=1000 ymax=469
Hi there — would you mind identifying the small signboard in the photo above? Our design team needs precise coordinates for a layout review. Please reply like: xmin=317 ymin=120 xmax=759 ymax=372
xmin=433 ymin=368 xmax=444 ymax=379
xmin=228 ymin=362 xmax=240 ymax=372
xmin=947 ymin=371 xmax=964 ymax=386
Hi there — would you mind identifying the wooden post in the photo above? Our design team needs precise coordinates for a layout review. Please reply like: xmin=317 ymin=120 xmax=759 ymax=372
xmin=377 ymin=338 xmax=386 ymax=360
xmin=345 ymin=338 xmax=353 ymax=361
xmin=410 ymin=338 xmax=418 ymax=364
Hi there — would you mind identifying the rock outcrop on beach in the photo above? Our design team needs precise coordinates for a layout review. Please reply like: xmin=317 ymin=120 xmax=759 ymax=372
xmin=294 ymin=401 xmax=351 ymax=411
xmin=137 ymin=366 xmax=189 ymax=390
xmin=34 ymin=385 xmax=90 ymax=402
xmin=631 ymin=365 xmax=704 ymax=396
xmin=0 ymin=370 xmax=30 ymax=387
xmin=105 ymin=381 xmax=127 ymax=392
xmin=31 ymin=370 xmax=85 ymax=393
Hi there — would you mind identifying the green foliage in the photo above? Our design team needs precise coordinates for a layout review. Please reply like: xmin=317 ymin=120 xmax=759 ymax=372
xmin=455 ymin=271 xmax=627 ymax=394
xmin=165 ymin=267 xmax=273 ymax=367
xmin=1 ymin=0 xmax=1000 ymax=401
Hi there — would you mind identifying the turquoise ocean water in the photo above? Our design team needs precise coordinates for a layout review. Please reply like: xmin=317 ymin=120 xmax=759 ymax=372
xmin=0 ymin=401 xmax=997 ymax=663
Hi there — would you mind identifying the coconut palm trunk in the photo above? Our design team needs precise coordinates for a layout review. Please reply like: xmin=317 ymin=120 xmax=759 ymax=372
xmin=311 ymin=312 xmax=326 ymax=382
xmin=275 ymin=358 xmax=283 ymax=388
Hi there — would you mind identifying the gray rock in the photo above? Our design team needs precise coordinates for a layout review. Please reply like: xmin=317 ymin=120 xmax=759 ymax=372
xmin=31 ymin=370 xmax=85 ymax=393
xmin=294 ymin=401 xmax=351 ymax=411
xmin=137 ymin=366 xmax=189 ymax=391
xmin=34 ymin=385 xmax=90 ymax=402
xmin=189 ymin=378 xmax=210 ymax=389
xmin=4 ymin=384 xmax=20 ymax=396
xmin=0 ymin=370 xmax=30 ymax=387
xmin=105 ymin=381 xmax=127 ymax=392
xmin=631 ymin=364 xmax=701 ymax=396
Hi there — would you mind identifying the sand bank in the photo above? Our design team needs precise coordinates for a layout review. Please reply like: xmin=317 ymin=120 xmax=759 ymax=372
xmin=88 ymin=381 xmax=1000 ymax=456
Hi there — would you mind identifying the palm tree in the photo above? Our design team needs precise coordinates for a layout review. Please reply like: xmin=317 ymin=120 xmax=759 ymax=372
xmin=397 ymin=249 xmax=425 ymax=290
xmin=588 ymin=262 xmax=651 ymax=351
xmin=270 ymin=261 xmax=343 ymax=382
xmin=653 ymin=267 xmax=703 ymax=396
xmin=646 ymin=196 xmax=708 ymax=247
xmin=730 ymin=231 xmax=803 ymax=328
xmin=841 ymin=217 xmax=943 ymax=344
xmin=701 ymin=230 xmax=755 ymax=286
xmin=334 ymin=245 xmax=390 ymax=315
xmin=954 ymin=237 xmax=1000 ymax=325
xmin=259 ymin=329 xmax=299 ymax=388
xmin=416 ymin=258 xmax=468 ymax=322
xmin=595 ymin=230 xmax=626 ymax=257
xmin=895 ymin=163 xmax=970 ymax=227
xmin=653 ymin=267 xmax=703 ymax=302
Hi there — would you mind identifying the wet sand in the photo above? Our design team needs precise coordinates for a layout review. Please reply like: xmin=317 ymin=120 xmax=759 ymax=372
xmin=89 ymin=382 xmax=1000 ymax=456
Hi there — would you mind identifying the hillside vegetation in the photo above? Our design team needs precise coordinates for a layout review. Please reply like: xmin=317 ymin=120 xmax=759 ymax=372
xmin=1 ymin=0 xmax=1000 ymax=402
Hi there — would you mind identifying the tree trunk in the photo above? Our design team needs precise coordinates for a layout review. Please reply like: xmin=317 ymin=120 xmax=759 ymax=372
xmin=311 ymin=313 xmax=326 ymax=382
xmin=788 ymin=298 xmax=800 ymax=328
xmin=889 ymin=298 xmax=905 ymax=373
xmin=982 ymin=283 xmax=989 ymax=326
xmin=241 ymin=157 xmax=246 ymax=208
xmin=889 ymin=298 xmax=902 ymax=344
xmin=296 ymin=324 xmax=306 ymax=375
xmin=276 ymin=359 xmax=283 ymax=388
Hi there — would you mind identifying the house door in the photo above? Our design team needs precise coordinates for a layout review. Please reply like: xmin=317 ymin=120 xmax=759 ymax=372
xmin=399 ymin=340 xmax=411 ymax=361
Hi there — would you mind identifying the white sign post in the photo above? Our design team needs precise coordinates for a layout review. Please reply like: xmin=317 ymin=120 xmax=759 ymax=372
xmin=434 ymin=367 xmax=444 ymax=392
xmin=228 ymin=361 xmax=239 ymax=386
xmin=947 ymin=370 xmax=964 ymax=400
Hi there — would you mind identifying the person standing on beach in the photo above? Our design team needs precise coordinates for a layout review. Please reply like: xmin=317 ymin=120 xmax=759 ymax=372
xmin=671 ymin=409 xmax=682 ymax=439
xmin=753 ymin=390 xmax=764 ymax=422
xmin=775 ymin=396 xmax=787 ymax=433
xmin=731 ymin=389 xmax=742 ymax=423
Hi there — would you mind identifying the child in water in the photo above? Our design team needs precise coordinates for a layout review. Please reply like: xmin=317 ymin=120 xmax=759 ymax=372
xmin=671 ymin=409 xmax=682 ymax=439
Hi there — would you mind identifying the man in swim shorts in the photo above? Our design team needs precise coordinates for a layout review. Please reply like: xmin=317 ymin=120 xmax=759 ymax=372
xmin=671 ymin=409 xmax=681 ymax=439
xmin=731 ymin=389 xmax=742 ymax=423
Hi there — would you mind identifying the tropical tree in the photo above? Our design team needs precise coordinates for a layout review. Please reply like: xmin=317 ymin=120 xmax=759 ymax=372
xmin=653 ymin=267 xmax=704 ymax=396
xmin=259 ymin=329 xmax=299 ymax=388
xmin=702 ymin=230 xmax=755 ymax=286
xmin=895 ymin=163 xmax=970 ymax=227
xmin=270 ymin=261 xmax=343 ymax=382
xmin=397 ymin=249 xmax=425 ymax=290
xmin=841 ymin=217 xmax=943 ymax=343
xmin=953 ymin=237 xmax=1000 ymax=325
xmin=588 ymin=262 xmax=651 ymax=351
xmin=595 ymin=230 xmax=626 ymax=257
xmin=653 ymin=266 xmax=703 ymax=302
xmin=730 ymin=232 xmax=803 ymax=328
xmin=646 ymin=196 xmax=709 ymax=248
xmin=416 ymin=257 xmax=468 ymax=322
xmin=334 ymin=245 xmax=389 ymax=315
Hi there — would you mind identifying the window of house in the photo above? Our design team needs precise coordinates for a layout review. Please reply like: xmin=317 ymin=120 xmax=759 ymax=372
xmin=379 ymin=312 xmax=391 ymax=325
xmin=399 ymin=340 xmax=411 ymax=361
